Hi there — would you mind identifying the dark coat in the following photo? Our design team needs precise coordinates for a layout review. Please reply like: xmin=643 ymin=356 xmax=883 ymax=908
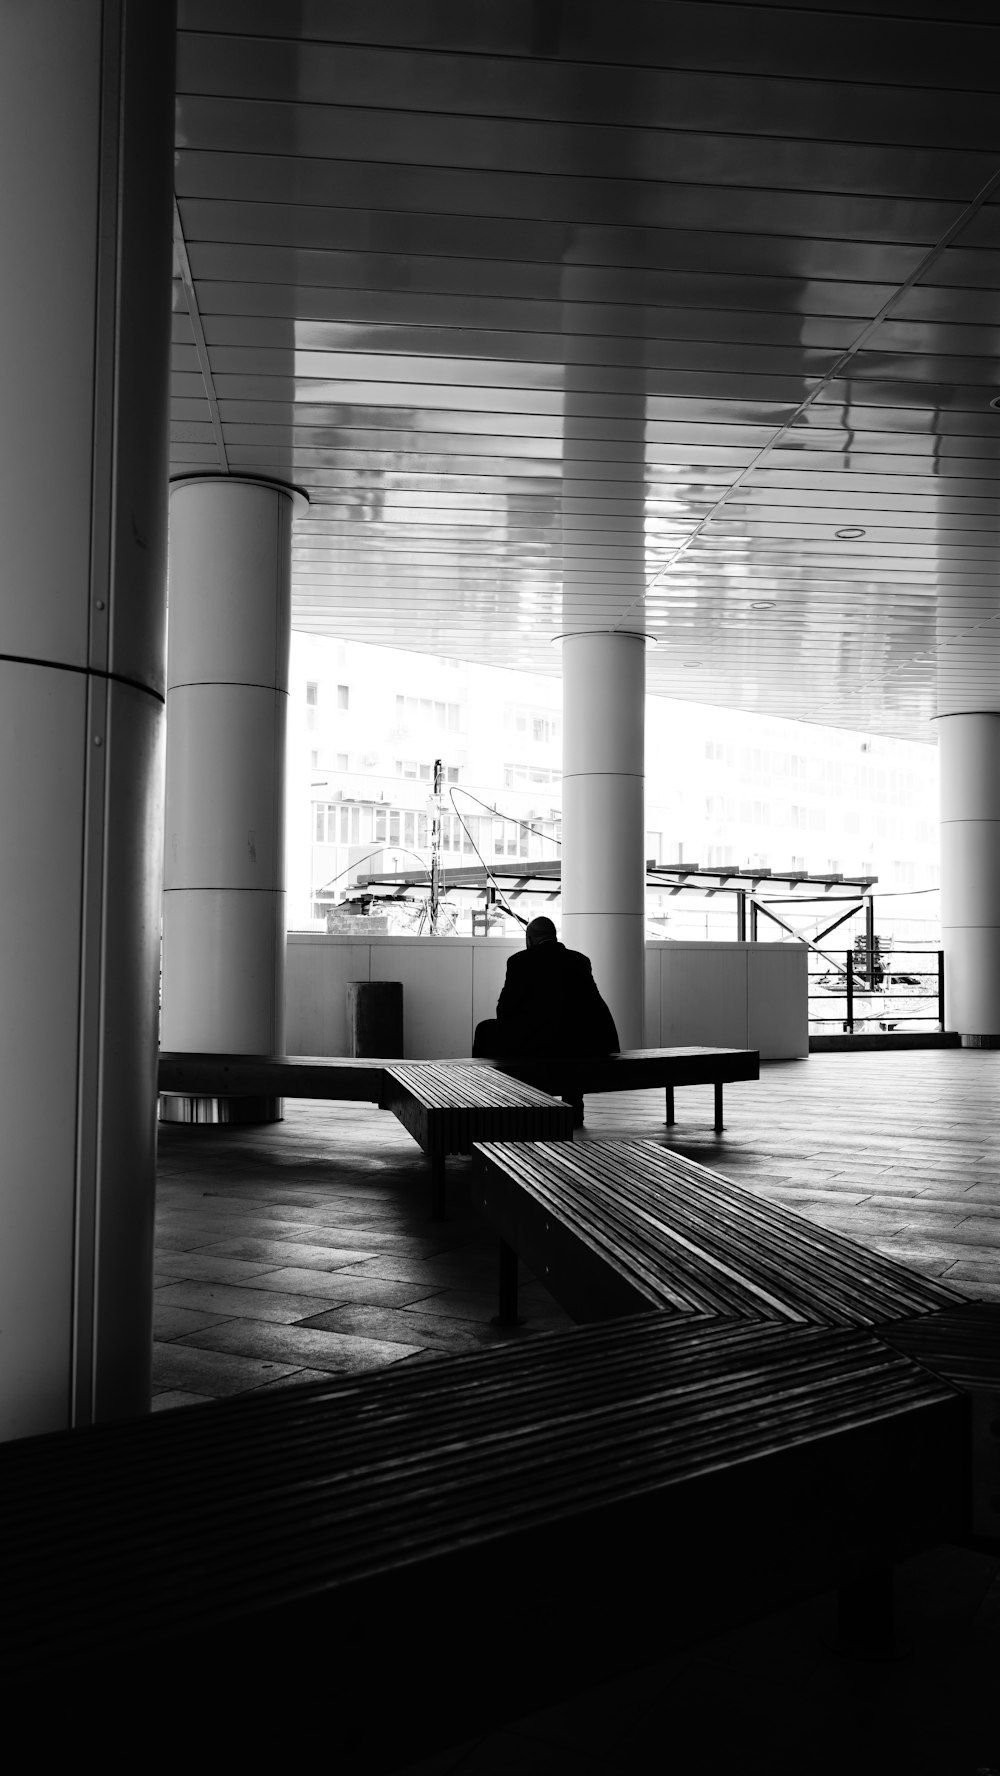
xmin=494 ymin=942 xmax=620 ymax=1058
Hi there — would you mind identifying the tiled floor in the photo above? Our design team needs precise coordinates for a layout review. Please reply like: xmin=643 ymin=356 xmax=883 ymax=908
xmin=154 ymin=1047 xmax=1000 ymax=1406
xmin=154 ymin=1050 xmax=1000 ymax=1773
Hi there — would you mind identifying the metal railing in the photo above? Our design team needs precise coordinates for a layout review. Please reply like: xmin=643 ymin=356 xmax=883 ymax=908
xmin=808 ymin=949 xmax=944 ymax=1035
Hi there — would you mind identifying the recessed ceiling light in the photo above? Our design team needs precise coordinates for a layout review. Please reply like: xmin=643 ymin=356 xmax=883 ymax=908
xmin=682 ymin=660 xmax=703 ymax=668
xmin=750 ymin=600 xmax=776 ymax=610
xmin=990 ymin=395 xmax=1000 ymax=411
xmin=834 ymin=527 xmax=866 ymax=540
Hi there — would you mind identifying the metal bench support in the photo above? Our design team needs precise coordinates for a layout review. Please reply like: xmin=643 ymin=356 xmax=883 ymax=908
xmin=714 ymin=1081 xmax=724 ymax=1132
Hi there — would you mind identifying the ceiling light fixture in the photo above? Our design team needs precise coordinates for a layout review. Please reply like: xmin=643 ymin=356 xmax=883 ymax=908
xmin=990 ymin=395 xmax=1000 ymax=410
xmin=834 ymin=526 xmax=866 ymax=540
xmin=750 ymin=600 xmax=776 ymax=610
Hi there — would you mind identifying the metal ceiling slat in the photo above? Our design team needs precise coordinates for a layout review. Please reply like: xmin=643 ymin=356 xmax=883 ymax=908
xmin=176 ymin=34 xmax=1000 ymax=158
xmin=175 ymin=94 xmax=998 ymax=203
xmin=167 ymin=5 xmax=1000 ymax=740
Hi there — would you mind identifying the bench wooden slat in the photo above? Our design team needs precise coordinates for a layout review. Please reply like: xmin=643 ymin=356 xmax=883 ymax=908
xmin=576 ymin=1142 xmax=960 ymax=1325
xmin=473 ymin=1139 xmax=965 ymax=1330
xmin=0 ymin=1316 xmax=964 ymax=1665
xmin=158 ymin=1051 xmax=385 ymax=1101
xmin=498 ymin=1045 xmax=760 ymax=1095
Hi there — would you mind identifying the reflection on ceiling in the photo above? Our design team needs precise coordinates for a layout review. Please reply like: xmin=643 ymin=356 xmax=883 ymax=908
xmin=171 ymin=1 xmax=1000 ymax=741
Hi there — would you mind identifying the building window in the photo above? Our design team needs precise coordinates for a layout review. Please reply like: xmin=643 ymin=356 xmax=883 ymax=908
xmin=336 ymin=753 xmax=349 ymax=771
xmin=504 ymin=704 xmax=561 ymax=744
xmin=375 ymin=808 xmax=387 ymax=842
xmin=503 ymin=763 xmax=561 ymax=790
xmin=337 ymin=684 xmax=349 ymax=711
xmin=306 ymin=681 xmax=318 ymax=729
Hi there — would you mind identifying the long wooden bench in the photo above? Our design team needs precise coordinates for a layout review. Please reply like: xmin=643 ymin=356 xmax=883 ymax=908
xmin=157 ymin=1045 xmax=760 ymax=1214
xmin=0 ymin=1312 xmax=967 ymax=1763
xmin=472 ymin=1138 xmax=967 ymax=1329
xmin=158 ymin=1050 xmax=572 ymax=1218
xmin=495 ymin=1043 xmax=760 ymax=1130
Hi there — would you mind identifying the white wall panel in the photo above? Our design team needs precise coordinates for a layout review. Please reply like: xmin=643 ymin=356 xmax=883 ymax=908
xmin=370 ymin=939 xmax=475 ymax=1059
xmin=285 ymin=936 xmax=371 ymax=1055
xmin=658 ymin=944 xmax=750 ymax=1051
xmin=286 ymin=936 xmax=807 ymax=1062
xmin=643 ymin=945 xmax=662 ymax=1047
xmin=748 ymin=943 xmax=809 ymax=1059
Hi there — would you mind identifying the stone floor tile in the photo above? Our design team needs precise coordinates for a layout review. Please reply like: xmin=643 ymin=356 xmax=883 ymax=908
xmin=941 ymin=1257 xmax=1000 ymax=1280
xmin=333 ymin=1254 xmax=498 ymax=1288
xmin=194 ymin=1237 xmax=377 ymax=1268
xmin=153 ymin=1303 xmax=232 ymax=1341
xmin=153 ymin=1229 xmax=223 ymax=1252
xmin=175 ymin=1317 xmax=420 ymax=1371
xmin=299 ymin=1303 xmax=508 ymax=1352
xmin=150 ymin=1389 xmax=212 ymax=1411
xmin=151 ymin=1251 xmax=284 ymax=1283
xmin=241 ymin=1368 xmax=337 ymax=1393
xmin=151 ymin=1341 xmax=302 ymax=1398
xmin=247 ymin=1266 xmax=445 ymax=1307
xmin=154 ymin=1279 xmax=341 ymax=1323
xmin=408 ymin=1286 xmax=573 ymax=1332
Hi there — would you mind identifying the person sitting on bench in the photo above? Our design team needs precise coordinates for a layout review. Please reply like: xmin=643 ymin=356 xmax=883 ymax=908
xmin=473 ymin=916 xmax=620 ymax=1064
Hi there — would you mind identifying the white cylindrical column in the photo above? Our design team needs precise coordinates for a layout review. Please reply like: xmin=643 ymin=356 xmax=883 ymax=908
xmin=161 ymin=477 xmax=303 ymax=1117
xmin=559 ymin=373 xmax=647 ymax=1049
xmin=0 ymin=2 xmax=175 ymax=1438
xmin=939 ymin=712 xmax=1000 ymax=1040
xmin=562 ymin=631 xmax=647 ymax=1048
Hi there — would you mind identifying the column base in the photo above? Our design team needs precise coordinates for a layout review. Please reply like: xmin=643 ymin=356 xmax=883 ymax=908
xmin=158 ymin=1094 xmax=284 ymax=1125
xmin=959 ymin=1034 xmax=1000 ymax=1048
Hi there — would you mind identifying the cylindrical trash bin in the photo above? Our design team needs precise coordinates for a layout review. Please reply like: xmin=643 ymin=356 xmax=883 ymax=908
xmin=346 ymin=981 xmax=404 ymax=1057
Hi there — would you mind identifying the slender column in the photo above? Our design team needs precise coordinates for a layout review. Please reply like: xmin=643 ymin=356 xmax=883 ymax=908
xmin=0 ymin=2 xmax=175 ymax=1438
xmin=559 ymin=382 xmax=647 ymax=1048
xmin=939 ymin=713 xmax=1000 ymax=1041
xmin=160 ymin=477 xmax=304 ymax=1121
xmin=562 ymin=633 xmax=646 ymax=1046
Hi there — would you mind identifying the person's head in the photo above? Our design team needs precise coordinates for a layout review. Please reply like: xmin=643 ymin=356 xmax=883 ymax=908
xmin=525 ymin=916 xmax=557 ymax=949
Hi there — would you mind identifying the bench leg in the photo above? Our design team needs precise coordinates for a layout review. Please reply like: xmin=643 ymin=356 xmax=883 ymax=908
xmin=665 ymin=1086 xmax=675 ymax=1126
xmin=429 ymin=1155 xmax=446 ymax=1221
xmin=714 ymin=1082 xmax=724 ymax=1133
xmin=495 ymin=1239 xmax=520 ymax=1326
xmin=835 ymin=1567 xmax=901 ymax=1660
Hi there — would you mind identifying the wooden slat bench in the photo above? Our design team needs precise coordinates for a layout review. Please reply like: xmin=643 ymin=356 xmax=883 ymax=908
xmin=380 ymin=1062 xmax=574 ymax=1217
xmin=495 ymin=1044 xmax=760 ymax=1130
xmin=0 ymin=1313 xmax=967 ymax=1763
xmin=158 ymin=1051 xmax=386 ymax=1104
xmin=472 ymin=1138 xmax=967 ymax=1330
xmin=159 ymin=1050 xmax=572 ymax=1218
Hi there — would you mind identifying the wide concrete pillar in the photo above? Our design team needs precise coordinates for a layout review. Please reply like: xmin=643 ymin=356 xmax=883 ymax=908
xmin=562 ymin=632 xmax=647 ymax=1047
xmin=0 ymin=2 xmax=175 ymax=1438
xmin=160 ymin=477 xmax=304 ymax=1120
xmin=939 ymin=712 xmax=1000 ymax=1041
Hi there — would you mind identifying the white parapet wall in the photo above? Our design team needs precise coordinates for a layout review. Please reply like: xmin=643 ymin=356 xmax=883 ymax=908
xmin=645 ymin=941 xmax=808 ymax=1060
xmin=286 ymin=933 xmax=808 ymax=1061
